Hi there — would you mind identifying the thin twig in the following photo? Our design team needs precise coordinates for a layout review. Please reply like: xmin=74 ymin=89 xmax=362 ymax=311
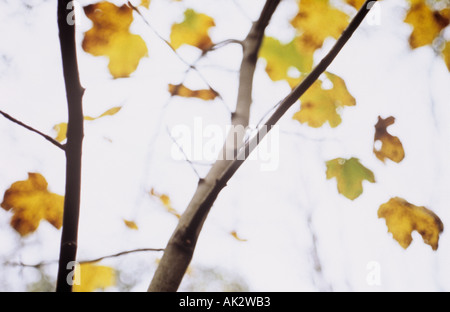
xmin=0 ymin=109 xmax=65 ymax=150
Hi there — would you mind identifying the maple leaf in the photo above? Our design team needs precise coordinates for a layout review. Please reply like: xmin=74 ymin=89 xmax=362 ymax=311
xmin=291 ymin=0 xmax=350 ymax=53
xmin=82 ymin=1 xmax=148 ymax=78
xmin=53 ymin=106 xmax=122 ymax=143
xmin=442 ymin=41 xmax=450 ymax=71
xmin=326 ymin=157 xmax=375 ymax=200
xmin=1 ymin=173 xmax=64 ymax=236
xmin=168 ymin=84 xmax=218 ymax=101
xmin=73 ymin=263 xmax=116 ymax=292
xmin=150 ymin=188 xmax=180 ymax=218
xmin=404 ymin=0 xmax=450 ymax=49
xmin=373 ymin=116 xmax=405 ymax=163
xmin=378 ymin=197 xmax=444 ymax=250
xmin=170 ymin=9 xmax=215 ymax=51
xmin=259 ymin=36 xmax=313 ymax=81
xmin=292 ymin=72 xmax=356 ymax=128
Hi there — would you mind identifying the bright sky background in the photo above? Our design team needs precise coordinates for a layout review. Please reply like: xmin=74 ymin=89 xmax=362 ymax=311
xmin=0 ymin=0 xmax=450 ymax=291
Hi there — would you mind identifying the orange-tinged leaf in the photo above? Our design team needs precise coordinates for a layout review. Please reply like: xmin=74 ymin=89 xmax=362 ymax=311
xmin=291 ymin=0 xmax=350 ymax=52
xmin=378 ymin=197 xmax=444 ymax=250
xmin=82 ymin=2 xmax=148 ymax=78
xmin=442 ymin=41 xmax=450 ymax=71
xmin=168 ymin=84 xmax=218 ymax=101
xmin=73 ymin=263 xmax=116 ymax=292
xmin=326 ymin=157 xmax=375 ymax=200
xmin=230 ymin=231 xmax=247 ymax=242
xmin=292 ymin=72 xmax=356 ymax=128
xmin=259 ymin=36 xmax=313 ymax=81
xmin=150 ymin=188 xmax=180 ymax=218
xmin=373 ymin=116 xmax=405 ymax=163
xmin=404 ymin=0 xmax=450 ymax=49
xmin=170 ymin=9 xmax=215 ymax=51
xmin=1 ymin=173 xmax=64 ymax=236
xmin=345 ymin=0 xmax=366 ymax=10
xmin=123 ymin=219 xmax=138 ymax=230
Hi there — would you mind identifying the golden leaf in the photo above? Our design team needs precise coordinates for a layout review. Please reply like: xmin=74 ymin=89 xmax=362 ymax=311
xmin=1 ymin=173 xmax=64 ymax=236
xmin=345 ymin=0 xmax=366 ymax=10
xmin=373 ymin=116 xmax=405 ymax=163
xmin=291 ymin=0 xmax=350 ymax=53
xmin=123 ymin=219 xmax=138 ymax=230
xmin=326 ymin=157 xmax=375 ymax=200
xmin=170 ymin=9 xmax=215 ymax=51
xmin=140 ymin=0 xmax=150 ymax=9
xmin=82 ymin=1 xmax=148 ymax=78
xmin=378 ymin=197 xmax=444 ymax=250
xmin=150 ymin=188 xmax=180 ymax=218
xmin=83 ymin=106 xmax=122 ymax=121
xmin=404 ymin=0 xmax=450 ymax=49
xmin=442 ymin=41 xmax=450 ymax=71
xmin=230 ymin=231 xmax=247 ymax=242
xmin=292 ymin=72 xmax=356 ymax=128
xmin=168 ymin=84 xmax=218 ymax=101
xmin=73 ymin=263 xmax=116 ymax=292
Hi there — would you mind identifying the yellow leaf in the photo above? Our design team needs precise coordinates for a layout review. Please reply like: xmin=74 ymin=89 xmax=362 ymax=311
xmin=404 ymin=0 xmax=450 ymax=49
xmin=168 ymin=84 xmax=218 ymax=101
xmin=378 ymin=197 xmax=444 ymax=250
xmin=259 ymin=36 xmax=313 ymax=81
xmin=140 ymin=0 xmax=150 ymax=9
xmin=82 ymin=1 xmax=148 ymax=78
xmin=170 ymin=9 xmax=215 ymax=51
xmin=230 ymin=231 xmax=247 ymax=242
xmin=373 ymin=116 xmax=405 ymax=163
xmin=326 ymin=157 xmax=375 ymax=200
xmin=345 ymin=0 xmax=366 ymax=10
xmin=291 ymin=0 xmax=350 ymax=53
xmin=53 ymin=106 xmax=122 ymax=142
xmin=442 ymin=41 xmax=450 ymax=71
xmin=73 ymin=263 xmax=116 ymax=292
xmin=123 ymin=219 xmax=138 ymax=230
xmin=53 ymin=122 xmax=68 ymax=143
xmin=292 ymin=72 xmax=356 ymax=128
xmin=1 ymin=173 xmax=64 ymax=236
xmin=150 ymin=188 xmax=180 ymax=218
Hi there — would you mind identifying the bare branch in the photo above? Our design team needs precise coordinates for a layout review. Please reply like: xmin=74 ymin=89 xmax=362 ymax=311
xmin=0 ymin=109 xmax=65 ymax=150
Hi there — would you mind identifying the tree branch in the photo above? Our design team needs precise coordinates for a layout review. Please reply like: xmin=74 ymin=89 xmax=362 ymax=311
xmin=55 ymin=0 xmax=85 ymax=292
xmin=0 ymin=109 xmax=65 ymax=150
xmin=148 ymin=0 xmax=281 ymax=292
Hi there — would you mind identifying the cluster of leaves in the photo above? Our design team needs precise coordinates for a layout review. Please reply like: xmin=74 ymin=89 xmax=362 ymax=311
xmin=1 ymin=0 xmax=448 ymax=291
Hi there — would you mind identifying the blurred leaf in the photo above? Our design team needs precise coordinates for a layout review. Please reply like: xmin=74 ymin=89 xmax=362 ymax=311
xmin=345 ymin=0 xmax=366 ymax=10
xmin=73 ymin=263 xmax=116 ymax=292
xmin=123 ymin=219 xmax=138 ymax=230
xmin=170 ymin=8 xmax=215 ymax=51
xmin=140 ymin=0 xmax=150 ymax=8
xmin=326 ymin=157 xmax=375 ymax=200
xmin=373 ymin=116 xmax=405 ymax=163
xmin=292 ymin=72 xmax=355 ymax=128
xmin=168 ymin=84 xmax=218 ymax=101
xmin=442 ymin=41 xmax=450 ymax=71
xmin=1 ymin=173 xmax=64 ymax=236
xmin=259 ymin=37 xmax=313 ymax=81
xmin=378 ymin=197 xmax=444 ymax=250
xmin=404 ymin=0 xmax=449 ymax=49
xmin=291 ymin=0 xmax=349 ymax=53
xmin=82 ymin=1 xmax=148 ymax=78
xmin=53 ymin=106 xmax=122 ymax=142
xmin=230 ymin=231 xmax=247 ymax=242
xmin=150 ymin=188 xmax=180 ymax=218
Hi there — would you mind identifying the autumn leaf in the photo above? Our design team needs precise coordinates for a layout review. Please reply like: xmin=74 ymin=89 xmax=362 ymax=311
xmin=73 ymin=263 xmax=116 ymax=292
xmin=345 ymin=0 xmax=366 ymax=10
xmin=230 ymin=231 xmax=247 ymax=242
xmin=259 ymin=37 xmax=313 ymax=81
xmin=378 ymin=197 xmax=444 ymax=250
xmin=291 ymin=0 xmax=350 ymax=53
xmin=123 ymin=219 xmax=138 ymax=230
xmin=442 ymin=41 xmax=450 ymax=71
xmin=292 ymin=72 xmax=356 ymax=128
xmin=140 ymin=0 xmax=150 ymax=9
xmin=53 ymin=106 xmax=122 ymax=143
xmin=170 ymin=8 xmax=215 ymax=51
xmin=1 ymin=173 xmax=64 ymax=236
xmin=82 ymin=1 xmax=148 ymax=78
xmin=168 ymin=84 xmax=218 ymax=101
xmin=326 ymin=157 xmax=375 ymax=200
xmin=150 ymin=188 xmax=180 ymax=218
xmin=373 ymin=116 xmax=405 ymax=163
xmin=404 ymin=0 xmax=450 ymax=49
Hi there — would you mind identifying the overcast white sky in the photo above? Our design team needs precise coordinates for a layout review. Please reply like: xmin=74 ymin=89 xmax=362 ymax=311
xmin=0 ymin=0 xmax=450 ymax=291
